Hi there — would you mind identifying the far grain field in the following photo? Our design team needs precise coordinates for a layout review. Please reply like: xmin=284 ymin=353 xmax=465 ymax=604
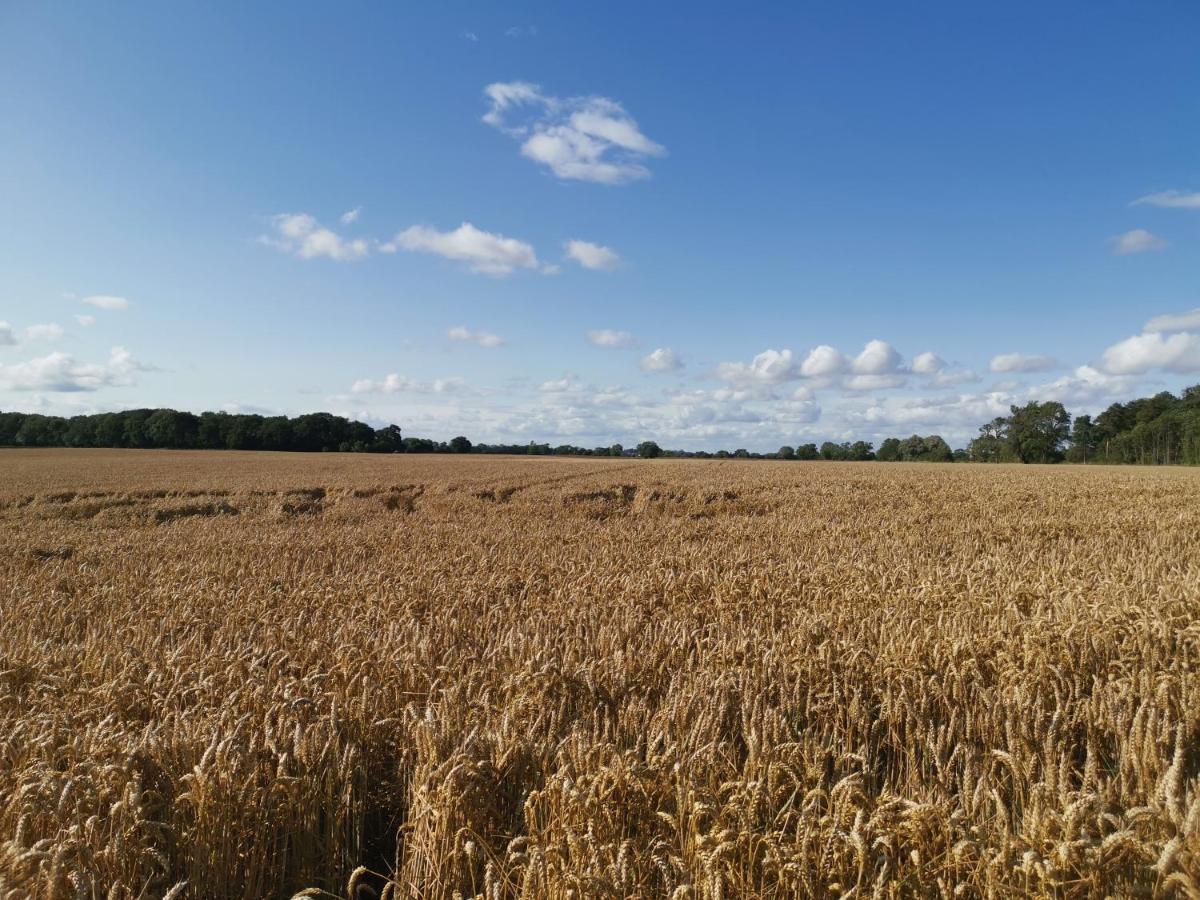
xmin=1 ymin=449 xmax=1198 ymax=899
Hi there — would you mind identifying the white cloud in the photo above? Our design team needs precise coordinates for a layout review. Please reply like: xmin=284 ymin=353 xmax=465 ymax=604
xmin=340 ymin=207 xmax=362 ymax=225
xmin=927 ymin=368 xmax=980 ymax=388
xmin=1132 ymin=190 xmax=1200 ymax=209
xmin=851 ymin=339 xmax=902 ymax=375
xmin=844 ymin=373 xmax=907 ymax=391
xmin=989 ymin=352 xmax=1057 ymax=373
xmin=0 ymin=322 xmax=16 ymax=346
xmin=716 ymin=341 xmax=905 ymax=390
xmin=540 ymin=377 xmax=573 ymax=393
xmin=448 ymin=326 xmax=505 ymax=347
xmin=0 ymin=347 xmax=148 ymax=392
xmin=385 ymin=222 xmax=544 ymax=276
xmin=911 ymin=352 xmax=945 ymax=374
xmin=1030 ymin=365 xmax=1136 ymax=405
xmin=1111 ymin=229 xmax=1167 ymax=255
xmin=799 ymin=345 xmax=847 ymax=378
xmin=351 ymin=374 xmax=465 ymax=394
xmin=75 ymin=314 xmax=96 ymax=327
xmin=851 ymin=391 xmax=1015 ymax=434
xmin=24 ymin=323 xmax=64 ymax=342
xmin=641 ymin=347 xmax=683 ymax=373
xmin=82 ymin=295 xmax=130 ymax=310
xmin=565 ymin=240 xmax=620 ymax=271
xmin=716 ymin=348 xmax=795 ymax=384
xmin=1144 ymin=308 xmax=1200 ymax=333
xmin=1101 ymin=331 xmax=1200 ymax=374
xmin=909 ymin=351 xmax=977 ymax=387
xmin=262 ymin=213 xmax=369 ymax=262
xmin=483 ymin=82 xmax=666 ymax=184
xmin=587 ymin=329 xmax=633 ymax=347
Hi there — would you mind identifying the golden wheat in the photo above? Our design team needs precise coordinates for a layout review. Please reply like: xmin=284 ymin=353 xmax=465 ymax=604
xmin=0 ymin=448 xmax=1197 ymax=898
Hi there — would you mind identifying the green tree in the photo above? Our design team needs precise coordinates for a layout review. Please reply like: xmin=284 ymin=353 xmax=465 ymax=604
xmin=637 ymin=440 xmax=662 ymax=459
xmin=848 ymin=440 xmax=875 ymax=461
xmin=145 ymin=409 xmax=200 ymax=449
xmin=777 ymin=445 xmax=796 ymax=460
xmin=876 ymin=437 xmax=901 ymax=461
xmin=1066 ymin=414 xmax=1098 ymax=462
xmin=449 ymin=435 xmax=473 ymax=453
xmin=1006 ymin=401 xmax=1070 ymax=463
xmin=969 ymin=417 xmax=1014 ymax=462
xmin=609 ymin=443 xmax=624 ymax=457
xmin=819 ymin=441 xmax=844 ymax=460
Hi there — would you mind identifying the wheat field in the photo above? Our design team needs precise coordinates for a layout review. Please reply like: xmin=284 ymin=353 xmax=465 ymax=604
xmin=1 ymin=449 xmax=1198 ymax=899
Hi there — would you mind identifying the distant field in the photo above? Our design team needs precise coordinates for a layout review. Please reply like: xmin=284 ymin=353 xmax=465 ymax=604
xmin=2 ymin=449 xmax=1198 ymax=898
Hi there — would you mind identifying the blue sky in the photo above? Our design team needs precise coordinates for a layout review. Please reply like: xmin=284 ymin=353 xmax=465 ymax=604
xmin=2 ymin=1 xmax=1199 ymax=450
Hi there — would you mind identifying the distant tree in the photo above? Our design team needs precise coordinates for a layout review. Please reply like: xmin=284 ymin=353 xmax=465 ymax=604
xmin=637 ymin=440 xmax=662 ymax=459
xmin=226 ymin=415 xmax=264 ymax=450
xmin=795 ymin=443 xmax=819 ymax=460
xmin=876 ymin=437 xmax=901 ymax=461
xmin=969 ymin=417 xmax=1014 ymax=462
xmin=733 ymin=448 xmax=750 ymax=458
xmin=449 ymin=435 xmax=473 ymax=453
xmin=63 ymin=415 xmax=97 ymax=448
xmin=122 ymin=409 xmax=153 ymax=449
xmin=372 ymin=425 xmax=404 ymax=453
xmin=1066 ymin=414 xmax=1098 ymax=462
xmin=1007 ymin=401 xmax=1070 ymax=463
xmin=847 ymin=440 xmax=875 ymax=461
xmin=258 ymin=416 xmax=292 ymax=451
xmin=16 ymin=415 xmax=66 ymax=447
xmin=93 ymin=413 xmax=125 ymax=447
xmin=777 ymin=445 xmax=796 ymax=460
xmin=145 ymin=409 xmax=199 ymax=449
xmin=819 ymin=442 xmax=845 ymax=461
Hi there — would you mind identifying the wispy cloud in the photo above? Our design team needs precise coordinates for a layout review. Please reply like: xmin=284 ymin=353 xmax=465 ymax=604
xmin=1110 ymin=228 xmax=1167 ymax=255
xmin=82 ymin=295 xmax=130 ymax=310
xmin=24 ymin=323 xmax=64 ymax=342
xmin=448 ymin=326 xmax=505 ymax=347
xmin=1145 ymin=308 xmax=1200 ymax=333
xmin=351 ymin=374 xmax=466 ymax=394
xmin=640 ymin=347 xmax=682 ymax=372
xmin=1132 ymin=190 xmax=1200 ymax=209
xmin=588 ymin=329 xmax=634 ymax=348
xmin=339 ymin=207 xmax=362 ymax=225
xmin=565 ymin=240 xmax=621 ymax=271
xmin=483 ymin=81 xmax=666 ymax=184
xmin=262 ymin=213 xmax=369 ymax=261
xmin=383 ymin=222 xmax=547 ymax=276
xmin=989 ymin=352 xmax=1057 ymax=373
xmin=75 ymin=314 xmax=96 ymax=327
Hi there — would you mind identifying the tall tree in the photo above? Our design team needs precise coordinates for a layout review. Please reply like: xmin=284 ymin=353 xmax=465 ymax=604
xmin=1006 ymin=401 xmax=1070 ymax=463
xmin=637 ymin=441 xmax=662 ymax=459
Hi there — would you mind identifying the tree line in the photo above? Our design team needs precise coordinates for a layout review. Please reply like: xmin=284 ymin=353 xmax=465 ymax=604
xmin=3 ymin=383 xmax=1200 ymax=464
xmin=0 ymin=409 xmax=405 ymax=453
xmin=966 ymin=386 xmax=1200 ymax=465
